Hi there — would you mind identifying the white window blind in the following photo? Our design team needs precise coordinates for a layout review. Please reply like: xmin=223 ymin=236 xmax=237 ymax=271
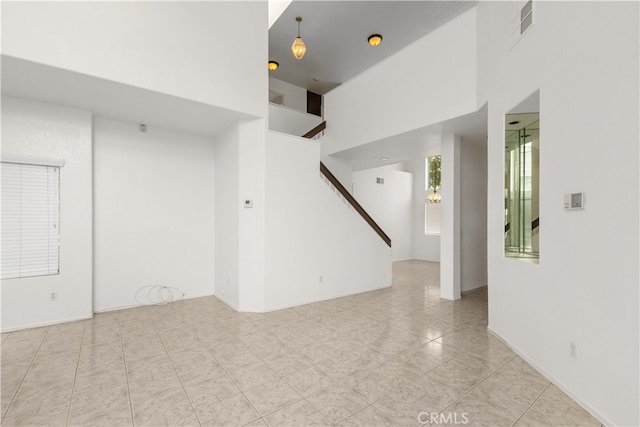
xmin=1 ymin=162 xmax=60 ymax=280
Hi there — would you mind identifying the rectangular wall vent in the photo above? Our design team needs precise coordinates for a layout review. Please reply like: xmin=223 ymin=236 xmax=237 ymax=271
xmin=509 ymin=0 xmax=534 ymax=50
xmin=376 ymin=177 xmax=384 ymax=184
xmin=520 ymin=0 xmax=533 ymax=34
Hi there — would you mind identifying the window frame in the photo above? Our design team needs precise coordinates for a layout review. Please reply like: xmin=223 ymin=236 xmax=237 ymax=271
xmin=1 ymin=155 xmax=64 ymax=280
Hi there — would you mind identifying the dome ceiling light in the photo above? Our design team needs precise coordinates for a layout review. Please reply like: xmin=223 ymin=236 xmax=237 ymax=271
xmin=368 ymin=34 xmax=383 ymax=46
xmin=268 ymin=61 xmax=279 ymax=71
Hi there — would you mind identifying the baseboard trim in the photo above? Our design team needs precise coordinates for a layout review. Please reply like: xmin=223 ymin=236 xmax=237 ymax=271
xmin=462 ymin=284 xmax=487 ymax=294
xmin=93 ymin=292 xmax=215 ymax=314
xmin=213 ymin=292 xmax=240 ymax=312
xmin=487 ymin=325 xmax=612 ymax=427
xmin=262 ymin=283 xmax=391 ymax=313
xmin=1 ymin=314 xmax=93 ymax=333
xmin=211 ymin=283 xmax=392 ymax=314
xmin=94 ymin=303 xmax=138 ymax=313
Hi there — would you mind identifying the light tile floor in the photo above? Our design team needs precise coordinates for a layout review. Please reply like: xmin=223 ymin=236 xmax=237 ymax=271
xmin=1 ymin=260 xmax=602 ymax=426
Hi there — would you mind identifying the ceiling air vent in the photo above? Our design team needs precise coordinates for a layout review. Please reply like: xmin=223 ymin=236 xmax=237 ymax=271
xmin=509 ymin=0 xmax=534 ymax=50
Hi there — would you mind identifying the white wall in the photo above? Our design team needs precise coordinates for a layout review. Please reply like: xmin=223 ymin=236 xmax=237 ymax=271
xmin=214 ymin=119 xmax=268 ymax=312
xmin=268 ymin=104 xmax=322 ymax=137
xmin=460 ymin=138 xmax=487 ymax=292
xmin=440 ymin=134 xmax=461 ymax=300
xmin=1 ymin=1 xmax=267 ymax=118
xmin=352 ymin=166 xmax=413 ymax=261
xmin=237 ymin=119 xmax=267 ymax=312
xmin=405 ymin=158 xmax=441 ymax=262
xmin=323 ymin=8 xmax=477 ymax=154
xmin=320 ymin=137 xmax=354 ymax=192
xmin=479 ymin=2 xmax=639 ymax=425
xmin=214 ymin=124 xmax=240 ymax=310
xmin=265 ymin=131 xmax=392 ymax=311
xmin=1 ymin=96 xmax=92 ymax=331
xmin=93 ymin=118 xmax=215 ymax=312
xmin=269 ymin=77 xmax=307 ymax=112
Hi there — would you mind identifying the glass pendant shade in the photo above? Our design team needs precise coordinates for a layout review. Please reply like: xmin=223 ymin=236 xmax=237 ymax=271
xmin=427 ymin=190 xmax=441 ymax=203
xmin=291 ymin=37 xmax=306 ymax=59
xmin=292 ymin=17 xmax=306 ymax=60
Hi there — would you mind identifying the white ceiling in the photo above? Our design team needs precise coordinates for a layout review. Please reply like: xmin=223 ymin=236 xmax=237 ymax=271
xmin=334 ymin=104 xmax=488 ymax=171
xmin=1 ymin=56 xmax=254 ymax=138
xmin=268 ymin=1 xmax=477 ymax=94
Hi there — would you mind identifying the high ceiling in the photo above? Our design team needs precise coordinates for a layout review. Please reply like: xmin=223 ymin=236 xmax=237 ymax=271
xmin=335 ymin=104 xmax=488 ymax=171
xmin=268 ymin=1 xmax=477 ymax=94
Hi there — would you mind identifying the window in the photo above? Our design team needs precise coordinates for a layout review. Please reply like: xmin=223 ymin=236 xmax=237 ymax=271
xmin=425 ymin=155 xmax=441 ymax=235
xmin=1 ymin=159 xmax=61 ymax=279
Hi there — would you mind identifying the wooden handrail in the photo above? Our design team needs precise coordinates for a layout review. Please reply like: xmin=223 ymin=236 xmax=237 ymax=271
xmin=320 ymin=162 xmax=392 ymax=247
xmin=302 ymin=121 xmax=326 ymax=139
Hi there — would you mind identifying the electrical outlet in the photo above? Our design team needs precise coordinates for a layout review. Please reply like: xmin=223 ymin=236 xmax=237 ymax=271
xmin=49 ymin=292 xmax=57 ymax=301
xmin=570 ymin=342 xmax=577 ymax=359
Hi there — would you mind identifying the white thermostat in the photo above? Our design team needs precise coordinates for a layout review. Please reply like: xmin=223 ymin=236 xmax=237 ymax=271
xmin=564 ymin=193 xmax=585 ymax=210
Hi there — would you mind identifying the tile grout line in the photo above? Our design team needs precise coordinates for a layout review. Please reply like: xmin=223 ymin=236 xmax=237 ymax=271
xmin=437 ymin=352 xmax=518 ymax=417
xmin=0 ymin=326 xmax=51 ymax=424
xmin=236 ymin=335 xmax=315 ymax=421
xmin=3 ymin=267 xmax=594 ymax=427
xmin=0 ymin=332 xmax=11 ymax=344
xmin=363 ymin=351 xmax=457 ymax=424
xmin=198 ymin=323 xmax=335 ymax=424
xmin=292 ymin=370 xmax=369 ymax=427
xmin=227 ymin=323 xmax=320 ymax=421
xmin=65 ymin=321 xmax=87 ymax=426
xmin=150 ymin=314 xmax=204 ymax=427
xmin=510 ymin=381 xmax=552 ymax=426
xmin=280 ymin=315 xmax=422 ymax=424
xmin=192 ymin=325 xmax=264 ymax=424
xmin=118 ymin=312 xmax=136 ymax=427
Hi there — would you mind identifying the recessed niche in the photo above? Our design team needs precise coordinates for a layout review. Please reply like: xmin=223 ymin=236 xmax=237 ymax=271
xmin=504 ymin=91 xmax=539 ymax=263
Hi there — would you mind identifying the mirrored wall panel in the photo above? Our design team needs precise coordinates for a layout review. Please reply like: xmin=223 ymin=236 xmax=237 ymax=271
xmin=505 ymin=113 xmax=539 ymax=262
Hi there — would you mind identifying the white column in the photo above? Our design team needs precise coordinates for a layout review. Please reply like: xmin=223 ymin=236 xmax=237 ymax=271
xmin=440 ymin=133 xmax=461 ymax=300
xmin=238 ymin=118 xmax=267 ymax=312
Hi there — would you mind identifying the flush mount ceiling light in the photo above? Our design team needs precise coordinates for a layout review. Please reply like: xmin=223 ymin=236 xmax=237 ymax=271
xmin=268 ymin=61 xmax=279 ymax=71
xmin=291 ymin=16 xmax=307 ymax=60
xmin=368 ymin=34 xmax=383 ymax=46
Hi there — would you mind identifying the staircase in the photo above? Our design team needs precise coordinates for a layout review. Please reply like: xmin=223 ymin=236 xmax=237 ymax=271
xmin=302 ymin=122 xmax=391 ymax=248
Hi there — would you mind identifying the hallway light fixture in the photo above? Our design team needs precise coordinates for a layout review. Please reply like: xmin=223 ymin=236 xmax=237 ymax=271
xmin=427 ymin=190 xmax=441 ymax=204
xmin=427 ymin=155 xmax=442 ymax=203
xmin=368 ymin=34 xmax=383 ymax=46
xmin=291 ymin=16 xmax=307 ymax=60
xmin=268 ymin=61 xmax=279 ymax=71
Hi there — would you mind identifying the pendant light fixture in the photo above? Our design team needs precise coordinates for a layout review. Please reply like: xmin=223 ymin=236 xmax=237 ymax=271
xmin=427 ymin=155 xmax=442 ymax=203
xmin=291 ymin=16 xmax=306 ymax=60
xmin=427 ymin=190 xmax=442 ymax=204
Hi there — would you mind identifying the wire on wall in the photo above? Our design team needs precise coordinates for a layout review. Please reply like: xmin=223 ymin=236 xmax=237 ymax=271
xmin=134 ymin=285 xmax=185 ymax=306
